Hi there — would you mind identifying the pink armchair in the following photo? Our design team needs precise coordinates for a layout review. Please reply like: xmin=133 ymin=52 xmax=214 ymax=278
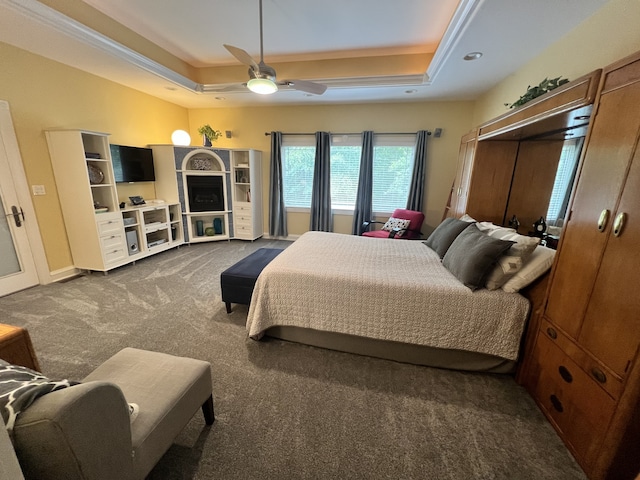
xmin=361 ymin=209 xmax=425 ymax=239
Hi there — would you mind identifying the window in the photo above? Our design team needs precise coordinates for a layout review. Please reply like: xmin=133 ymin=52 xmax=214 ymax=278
xmin=372 ymin=135 xmax=415 ymax=212
xmin=546 ymin=138 xmax=583 ymax=225
xmin=281 ymin=134 xmax=416 ymax=213
xmin=329 ymin=135 xmax=362 ymax=210
xmin=281 ymin=136 xmax=315 ymax=208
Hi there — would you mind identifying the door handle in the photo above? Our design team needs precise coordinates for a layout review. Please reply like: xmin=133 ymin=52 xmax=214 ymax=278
xmin=613 ymin=212 xmax=626 ymax=237
xmin=7 ymin=205 xmax=24 ymax=227
xmin=597 ymin=209 xmax=610 ymax=232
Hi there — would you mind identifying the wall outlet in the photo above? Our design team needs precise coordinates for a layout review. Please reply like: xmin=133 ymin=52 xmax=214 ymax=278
xmin=32 ymin=185 xmax=46 ymax=195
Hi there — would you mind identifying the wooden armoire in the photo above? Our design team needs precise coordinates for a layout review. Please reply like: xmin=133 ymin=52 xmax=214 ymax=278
xmin=525 ymin=51 xmax=640 ymax=480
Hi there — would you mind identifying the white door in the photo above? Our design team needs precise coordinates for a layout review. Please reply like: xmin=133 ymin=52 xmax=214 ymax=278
xmin=0 ymin=102 xmax=39 ymax=296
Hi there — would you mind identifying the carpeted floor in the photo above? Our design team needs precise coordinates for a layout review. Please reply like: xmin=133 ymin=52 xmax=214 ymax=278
xmin=1 ymin=239 xmax=586 ymax=480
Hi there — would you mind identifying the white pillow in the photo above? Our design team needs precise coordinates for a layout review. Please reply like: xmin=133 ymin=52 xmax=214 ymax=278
xmin=502 ymin=246 xmax=556 ymax=293
xmin=382 ymin=217 xmax=411 ymax=237
xmin=459 ymin=213 xmax=476 ymax=223
xmin=486 ymin=230 xmax=540 ymax=245
xmin=476 ymin=222 xmax=516 ymax=235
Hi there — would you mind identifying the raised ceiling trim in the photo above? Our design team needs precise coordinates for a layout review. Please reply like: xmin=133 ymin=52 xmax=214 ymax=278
xmin=1 ymin=0 xmax=201 ymax=92
xmin=0 ymin=0 xmax=435 ymax=97
xmin=426 ymin=0 xmax=484 ymax=82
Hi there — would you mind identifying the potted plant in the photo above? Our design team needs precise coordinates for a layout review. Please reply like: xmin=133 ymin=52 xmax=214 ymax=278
xmin=505 ymin=76 xmax=570 ymax=109
xmin=197 ymin=124 xmax=222 ymax=146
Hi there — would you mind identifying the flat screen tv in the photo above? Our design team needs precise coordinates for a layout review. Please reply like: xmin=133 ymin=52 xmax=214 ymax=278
xmin=110 ymin=144 xmax=156 ymax=183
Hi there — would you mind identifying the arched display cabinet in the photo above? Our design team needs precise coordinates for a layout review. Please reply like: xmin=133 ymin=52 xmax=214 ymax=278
xmin=150 ymin=145 xmax=262 ymax=243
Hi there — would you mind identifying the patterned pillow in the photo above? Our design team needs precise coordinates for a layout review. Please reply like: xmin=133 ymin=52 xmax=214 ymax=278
xmin=0 ymin=360 xmax=77 ymax=433
xmin=484 ymin=230 xmax=540 ymax=290
xmin=502 ymin=246 xmax=556 ymax=293
xmin=381 ymin=217 xmax=411 ymax=237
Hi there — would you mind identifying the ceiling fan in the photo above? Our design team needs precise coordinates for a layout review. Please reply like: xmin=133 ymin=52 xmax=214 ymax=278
xmin=223 ymin=0 xmax=327 ymax=95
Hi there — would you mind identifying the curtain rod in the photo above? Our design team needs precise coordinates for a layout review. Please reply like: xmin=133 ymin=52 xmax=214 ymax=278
xmin=264 ymin=131 xmax=432 ymax=136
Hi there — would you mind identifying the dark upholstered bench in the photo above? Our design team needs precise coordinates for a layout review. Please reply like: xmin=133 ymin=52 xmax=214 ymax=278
xmin=220 ymin=248 xmax=284 ymax=313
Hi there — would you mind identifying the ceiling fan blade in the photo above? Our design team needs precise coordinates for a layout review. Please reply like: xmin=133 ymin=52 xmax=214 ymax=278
xmin=217 ymin=84 xmax=249 ymax=93
xmin=223 ymin=44 xmax=259 ymax=71
xmin=199 ymin=81 xmax=249 ymax=94
xmin=282 ymin=79 xmax=327 ymax=95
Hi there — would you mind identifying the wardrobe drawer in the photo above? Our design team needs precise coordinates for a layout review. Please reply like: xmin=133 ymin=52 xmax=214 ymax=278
xmin=533 ymin=333 xmax=616 ymax=469
xmin=541 ymin=319 xmax=623 ymax=400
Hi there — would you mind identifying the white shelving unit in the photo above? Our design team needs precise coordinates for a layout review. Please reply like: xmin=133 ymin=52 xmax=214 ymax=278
xmin=45 ymin=130 xmax=184 ymax=272
xmin=231 ymin=149 xmax=263 ymax=240
xmin=147 ymin=145 xmax=263 ymax=243
xmin=120 ymin=203 xmax=183 ymax=258
xmin=151 ymin=145 xmax=238 ymax=243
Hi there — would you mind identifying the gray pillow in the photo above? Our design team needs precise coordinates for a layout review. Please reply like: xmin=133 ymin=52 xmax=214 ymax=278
xmin=443 ymin=224 xmax=515 ymax=290
xmin=423 ymin=218 xmax=473 ymax=258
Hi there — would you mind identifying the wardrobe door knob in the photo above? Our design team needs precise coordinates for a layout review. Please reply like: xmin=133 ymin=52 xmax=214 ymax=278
xmin=613 ymin=212 xmax=626 ymax=237
xmin=597 ymin=209 xmax=610 ymax=232
xmin=546 ymin=327 xmax=558 ymax=339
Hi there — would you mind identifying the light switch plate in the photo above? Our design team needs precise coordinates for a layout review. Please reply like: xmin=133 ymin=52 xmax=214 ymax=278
xmin=32 ymin=185 xmax=46 ymax=195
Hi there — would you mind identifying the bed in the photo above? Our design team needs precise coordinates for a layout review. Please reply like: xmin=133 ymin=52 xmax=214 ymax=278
xmin=246 ymin=231 xmax=538 ymax=373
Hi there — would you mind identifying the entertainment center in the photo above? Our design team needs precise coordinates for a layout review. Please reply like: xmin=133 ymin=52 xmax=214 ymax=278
xmin=150 ymin=145 xmax=262 ymax=243
xmin=45 ymin=129 xmax=263 ymax=273
xmin=45 ymin=130 xmax=185 ymax=272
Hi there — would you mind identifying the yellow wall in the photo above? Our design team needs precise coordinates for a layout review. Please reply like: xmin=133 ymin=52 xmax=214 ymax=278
xmin=187 ymin=102 xmax=474 ymax=236
xmin=0 ymin=41 xmax=189 ymax=272
xmin=473 ymin=0 xmax=640 ymax=125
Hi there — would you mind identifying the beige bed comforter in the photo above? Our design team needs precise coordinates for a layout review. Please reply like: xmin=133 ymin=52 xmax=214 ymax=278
xmin=246 ymin=231 xmax=530 ymax=361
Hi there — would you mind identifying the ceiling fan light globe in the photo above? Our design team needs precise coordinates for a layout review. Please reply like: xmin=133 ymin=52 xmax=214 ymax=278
xmin=247 ymin=78 xmax=278 ymax=94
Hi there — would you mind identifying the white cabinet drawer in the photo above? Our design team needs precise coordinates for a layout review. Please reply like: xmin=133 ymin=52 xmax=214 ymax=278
xmin=100 ymin=233 xmax=126 ymax=251
xmin=234 ymin=224 xmax=254 ymax=235
xmin=97 ymin=215 xmax=123 ymax=236
xmin=234 ymin=215 xmax=252 ymax=226
xmin=103 ymin=246 xmax=128 ymax=265
xmin=235 ymin=204 xmax=252 ymax=213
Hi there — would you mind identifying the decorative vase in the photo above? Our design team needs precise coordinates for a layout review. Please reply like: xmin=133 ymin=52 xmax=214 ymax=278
xmin=203 ymin=135 xmax=212 ymax=147
xmin=196 ymin=220 xmax=204 ymax=236
xmin=213 ymin=218 xmax=223 ymax=234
